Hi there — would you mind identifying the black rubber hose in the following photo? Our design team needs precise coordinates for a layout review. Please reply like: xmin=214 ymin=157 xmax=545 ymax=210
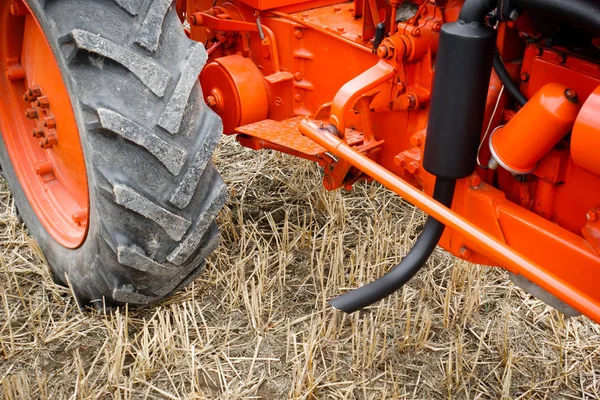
xmin=517 ymin=0 xmax=600 ymax=37
xmin=329 ymin=178 xmax=456 ymax=313
xmin=493 ymin=53 xmax=527 ymax=107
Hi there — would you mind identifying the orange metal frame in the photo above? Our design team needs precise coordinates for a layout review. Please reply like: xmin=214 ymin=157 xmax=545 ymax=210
xmin=185 ymin=0 xmax=600 ymax=322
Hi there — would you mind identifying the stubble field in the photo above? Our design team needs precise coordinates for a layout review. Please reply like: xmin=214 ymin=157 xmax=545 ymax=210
xmin=1 ymin=135 xmax=599 ymax=399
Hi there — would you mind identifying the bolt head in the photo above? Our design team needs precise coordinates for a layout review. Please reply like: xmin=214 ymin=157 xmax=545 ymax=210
xmin=587 ymin=210 xmax=597 ymax=221
xmin=206 ymin=95 xmax=217 ymax=108
xmin=294 ymin=93 xmax=303 ymax=102
xmin=294 ymin=29 xmax=303 ymax=38
xmin=409 ymin=134 xmax=422 ymax=147
xmin=469 ymin=174 xmax=482 ymax=188
xmin=394 ymin=154 xmax=406 ymax=167
xmin=406 ymin=161 xmax=420 ymax=175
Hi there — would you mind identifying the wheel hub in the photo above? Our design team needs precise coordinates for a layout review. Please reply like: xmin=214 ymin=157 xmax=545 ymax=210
xmin=0 ymin=1 xmax=89 ymax=247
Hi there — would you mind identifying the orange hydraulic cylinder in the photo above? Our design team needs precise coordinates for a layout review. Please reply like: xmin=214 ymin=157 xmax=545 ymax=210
xmin=489 ymin=83 xmax=581 ymax=174
xmin=572 ymin=85 xmax=600 ymax=176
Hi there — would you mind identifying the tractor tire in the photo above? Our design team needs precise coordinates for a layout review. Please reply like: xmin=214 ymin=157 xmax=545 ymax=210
xmin=0 ymin=0 xmax=226 ymax=309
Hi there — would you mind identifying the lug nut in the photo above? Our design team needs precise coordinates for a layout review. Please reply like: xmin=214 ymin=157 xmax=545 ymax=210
xmin=36 ymin=96 xmax=49 ymax=109
xmin=206 ymin=95 xmax=217 ymax=108
xmin=25 ymin=108 xmax=38 ymax=119
xmin=32 ymin=127 xmax=45 ymax=138
xmin=43 ymin=117 xmax=56 ymax=129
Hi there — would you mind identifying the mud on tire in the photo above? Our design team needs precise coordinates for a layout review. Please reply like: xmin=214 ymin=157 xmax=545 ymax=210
xmin=0 ymin=0 xmax=226 ymax=308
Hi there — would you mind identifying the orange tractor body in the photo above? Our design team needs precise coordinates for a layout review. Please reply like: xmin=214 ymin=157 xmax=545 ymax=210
xmin=186 ymin=0 xmax=600 ymax=322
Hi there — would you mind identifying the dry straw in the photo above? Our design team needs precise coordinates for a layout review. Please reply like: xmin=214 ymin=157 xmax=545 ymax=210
xmin=1 ymin=135 xmax=599 ymax=399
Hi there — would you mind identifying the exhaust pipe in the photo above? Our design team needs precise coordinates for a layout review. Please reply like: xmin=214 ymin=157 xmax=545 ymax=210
xmin=329 ymin=0 xmax=498 ymax=313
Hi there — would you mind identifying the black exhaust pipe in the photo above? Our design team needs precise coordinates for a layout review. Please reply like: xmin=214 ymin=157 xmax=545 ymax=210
xmin=329 ymin=178 xmax=456 ymax=313
xmin=329 ymin=0 xmax=497 ymax=313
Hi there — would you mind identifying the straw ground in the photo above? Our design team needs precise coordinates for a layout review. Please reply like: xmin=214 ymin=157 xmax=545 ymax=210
xmin=1 ymin=135 xmax=600 ymax=399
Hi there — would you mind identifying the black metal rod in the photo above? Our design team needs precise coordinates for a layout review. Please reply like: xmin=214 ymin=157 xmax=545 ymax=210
xmin=493 ymin=53 xmax=527 ymax=107
xmin=329 ymin=178 xmax=456 ymax=313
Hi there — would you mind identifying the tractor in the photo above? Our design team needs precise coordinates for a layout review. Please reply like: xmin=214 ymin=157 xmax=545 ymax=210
xmin=1 ymin=0 xmax=600 ymax=323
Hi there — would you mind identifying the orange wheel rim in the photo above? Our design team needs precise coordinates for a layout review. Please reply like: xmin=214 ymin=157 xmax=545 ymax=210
xmin=0 ymin=1 xmax=89 ymax=248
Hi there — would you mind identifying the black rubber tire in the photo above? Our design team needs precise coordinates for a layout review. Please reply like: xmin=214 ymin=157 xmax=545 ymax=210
xmin=0 ymin=0 xmax=226 ymax=309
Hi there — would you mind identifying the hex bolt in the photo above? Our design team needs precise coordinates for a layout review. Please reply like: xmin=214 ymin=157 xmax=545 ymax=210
xmin=294 ymin=93 xmax=303 ymax=102
xmin=409 ymin=134 xmax=422 ymax=147
xmin=337 ymin=26 xmax=345 ymax=33
xmin=43 ymin=117 xmax=56 ymax=129
xmin=376 ymin=45 xmax=390 ymax=59
xmin=36 ymin=96 xmax=50 ymax=109
xmin=557 ymin=53 xmax=566 ymax=63
xmin=394 ymin=154 xmax=406 ymax=167
xmin=25 ymin=108 xmax=38 ymax=119
xmin=535 ymin=47 xmax=544 ymax=56
xmin=334 ymin=5 xmax=341 ymax=11
xmin=411 ymin=27 xmax=421 ymax=37
xmin=520 ymin=72 xmax=529 ymax=82
xmin=30 ymin=85 xmax=42 ymax=98
xmin=32 ymin=127 xmax=45 ymax=138
xmin=432 ymin=22 xmax=442 ymax=32
xmin=295 ymin=29 xmax=303 ymax=38
xmin=294 ymin=71 xmax=303 ymax=81
xmin=206 ymin=95 xmax=217 ymax=108
xmin=406 ymin=161 xmax=420 ymax=175
xmin=587 ymin=210 xmax=597 ymax=221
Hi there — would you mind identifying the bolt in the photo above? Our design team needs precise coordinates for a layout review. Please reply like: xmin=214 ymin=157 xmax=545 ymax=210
xmin=469 ymin=174 xmax=482 ymax=188
xmin=32 ymin=127 xmax=45 ymax=138
xmin=5 ymin=63 xmax=25 ymax=82
xmin=294 ymin=93 xmax=303 ymax=102
xmin=39 ymin=131 xmax=57 ymax=148
xmin=206 ymin=95 xmax=217 ymax=108
xmin=394 ymin=154 xmax=406 ymax=167
xmin=432 ymin=22 xmax=442 ymax=32
xmin=43 ymin=117 xmax=56 ymax=129
xmin=25 ymin=108 xmax=38 ymax=119
xmin=377 ymin=45 xmax=392 ymax=59
xmin=406 ymin=161 xmax=420 ymax=175
xmin=557 ymin=53 xmax=566 ymax=63
xmin=294 ymin=71 xmax=303 ymax=81
xmin=509 ymin=9 xmax=519 ymax=21
xmin=301 ymin=12 xmax=309 ymax=18
xmin=323 ymin=175 xmax=333 ymax=190
xmin=535 ymin=46 xmax=544 ymax=56
xmin=337 ymin=26 xmax=344 ymax=33
xmin=409 ymin=134 xmax=422 ymax=147
xmin=36 ymin=96 xmax=49 ymax=109
xmin=564 ymin=88 xmax=578 ymax=103
xmin=334 ymin=5 xmax=341 ymax=11
xmin=411 ymin=27 xmax=421 ymax=37
xmin=587 ymin=210 xmax=597 ymax=221
xmin=520 ymin=72 xmax=529 ymax=82
xmin=294 ymin=29 xmax=303 ymax=39
xmin=459 ymin=246 xmax=472 ymax=258
xmin=402 ymin=93 xmax=418 ymax=110
xmin=30 ymin=85 xmax=42 ymax=98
